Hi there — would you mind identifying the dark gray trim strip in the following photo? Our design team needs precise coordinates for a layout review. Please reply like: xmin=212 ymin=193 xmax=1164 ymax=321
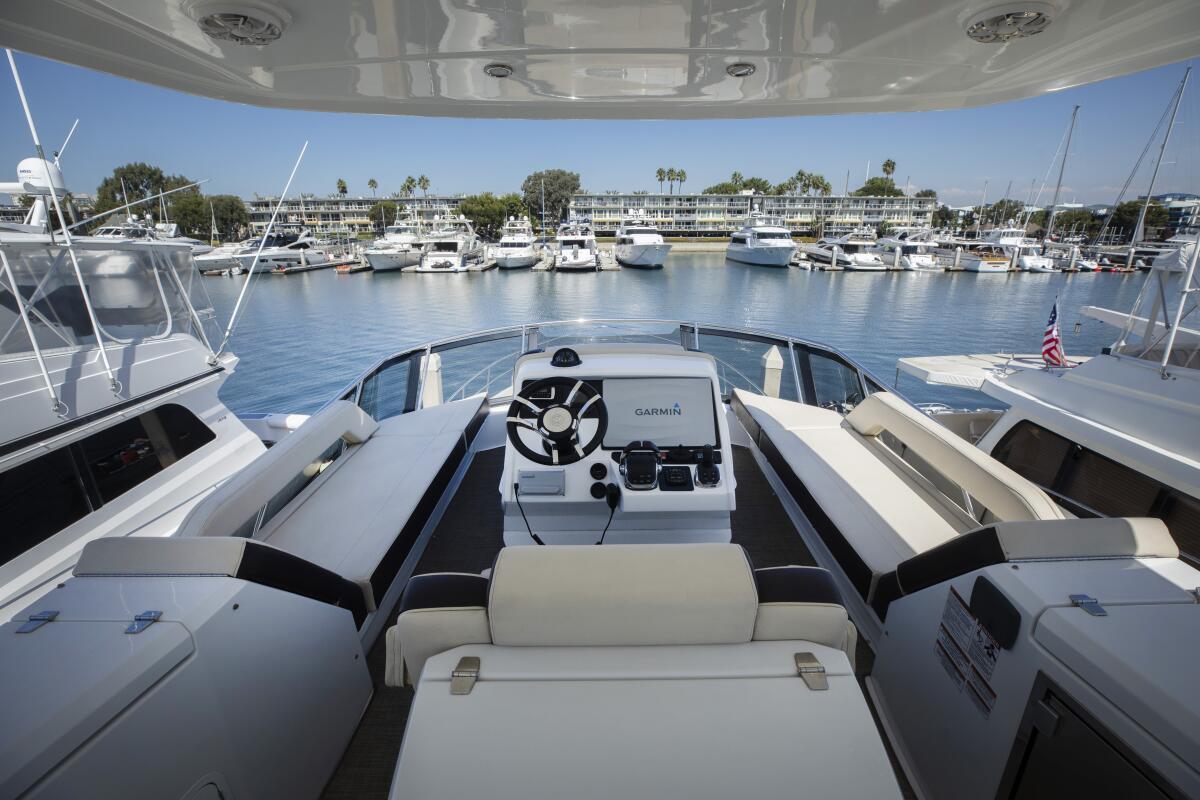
xmin=0 ymin=366 xmax=224 ymax=460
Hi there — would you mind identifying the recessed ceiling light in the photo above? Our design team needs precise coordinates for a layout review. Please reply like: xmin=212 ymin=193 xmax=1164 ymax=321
xmin=484 ymin=63 xmax=514 ymax=78
xmin=189 ymin=2 xmax=289 ymax=45
xmin=726 ymin=63 xmax=756 ymax=78
xmin=965 ymin=4 xmax=1055 ymax=44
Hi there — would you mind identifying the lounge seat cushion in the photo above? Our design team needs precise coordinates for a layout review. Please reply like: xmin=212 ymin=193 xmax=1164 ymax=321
xmin=487 ymin=543 xmax=758 ymax=647
xmin=388 ymin=572 xmax=492 ymax=686
xmin=257 ymin=395 xmax=486 ymax=611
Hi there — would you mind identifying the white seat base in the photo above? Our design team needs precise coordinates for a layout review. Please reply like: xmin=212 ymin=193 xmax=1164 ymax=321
xmin=391 ymin=641 xmax=901 ymax=800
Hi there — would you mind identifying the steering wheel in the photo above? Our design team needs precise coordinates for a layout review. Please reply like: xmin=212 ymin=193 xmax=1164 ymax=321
xmin=507 ymin=377 xmax=608 ymax=466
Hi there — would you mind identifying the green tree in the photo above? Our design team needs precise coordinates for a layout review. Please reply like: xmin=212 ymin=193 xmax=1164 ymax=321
xmin=336 ymin=179 xmax=348 ymax=197
xmin=986 ymin=198 xmax=1026 ymax=226
xmin=915 ymin=188 xmax=937 ymax=198
xmin=809 ymin=174 xmax=832 ymax=196
xmin=418 ymin=175 xmax=430 ymax=196
xmin=1048 ymin=208 xmax=1101 ymax=238
xmin=521 ymin=168 xmax=581 ymax=227
xmin=367 ymin=178 xmax=378 ymax=197
xmin=1109 ymin=200 xmax=1168 ymax=239
xmin=730 ymin=172 xmax=744 ymax=191
xmin=458 ymin=192 xmax=529 ymax=239
xmin=93 ymin=163 xmax=196 ymax=221
xmin=368 ymin=200 xmax=399 ymax=230
xmin=666 ymin=168 xmax=678 ymax=194
xmin=852 ymin=177 xmax=904 ymax=197
xmin=702 ymin=175 xmax=772 ymax=194
xmin=932 ymin=205 xmax=955 ymax=228
xmin=677 ymin=168 xmax=687 ymax=194
xmin=881 ymin=159 xmax=896 ymax=179
xmin=656 ymin=167 xmax=666 ymax=193
xmin=166 ymin=193 xmax=247 ymax=239
xmin=401 ymin=176 xmax=417 ymax=197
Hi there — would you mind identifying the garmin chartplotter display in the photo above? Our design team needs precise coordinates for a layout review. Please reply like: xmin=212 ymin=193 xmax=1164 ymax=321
xmin=601 ymin=378 xmax=717 ymax=448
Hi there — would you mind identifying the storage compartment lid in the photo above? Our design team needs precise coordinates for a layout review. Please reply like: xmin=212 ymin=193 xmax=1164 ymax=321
xmin=1035 ymin=602 xmax=1200 ymax=773
xmin=0 ymin=613 xmax=193 ymax=797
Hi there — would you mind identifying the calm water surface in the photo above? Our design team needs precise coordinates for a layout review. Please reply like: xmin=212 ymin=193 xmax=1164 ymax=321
xmin=202 ymin=253 xmax=1146 ymax=415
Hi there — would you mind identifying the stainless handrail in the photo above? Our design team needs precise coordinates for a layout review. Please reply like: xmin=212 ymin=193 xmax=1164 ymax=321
xmin=323 ymin=318 xmax=909 ymax=413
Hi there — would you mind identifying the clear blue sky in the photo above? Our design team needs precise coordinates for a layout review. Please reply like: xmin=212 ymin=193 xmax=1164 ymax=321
xmin=1 ymin=50 xmax=1196 ymax=206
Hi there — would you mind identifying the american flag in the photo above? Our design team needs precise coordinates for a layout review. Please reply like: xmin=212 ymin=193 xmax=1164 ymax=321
xmin=1042 ymin=302 xmax=1067 ymax=367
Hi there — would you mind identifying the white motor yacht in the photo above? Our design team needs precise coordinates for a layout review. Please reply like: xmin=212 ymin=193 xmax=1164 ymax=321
xmin=0 ymin=170 xmax=269 ymax=621
xmin=492 ymin=216 xmax=539 ymax=269
xmin=959 ymin=242 xmax=1013 ymax=272
xmin=821 ymin=228 xmax=887 ymax=271
xmin=726 ymin=212 xmax=796 ymax=267
xmin=876 ymin=233 xmax=941 ymax=271
xmin=415 ymin=215 xmax=485 ymax=273
xmin=93 ymin=216 xmax=214 ymax=257
xmin=984 ymin=227 xmax=1057 ymax=272
xmin=195 ymin=227 xmax=335 ymax=274
xmin=3 ymin=5 xmax=1200 ymax=800
xmin=553 ymin=219 xmax=600 ymax=271
xmin=614 ymin=213 xmax=671 ymax=268
xmin=364 ymin=213 xmax=425 ymax=271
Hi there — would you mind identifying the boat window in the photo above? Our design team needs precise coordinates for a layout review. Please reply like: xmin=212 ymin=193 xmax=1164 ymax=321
xmin=0 ymin=448 xmax=93 ymax=567
xmin=990 ymin=421 xmax=1073 ymax=487
xmin=807 ymin=350 xmax=864 ymax=412
xmin=0 ymin=404 xmax=214 ymax=566
xmin=992 ymin=420 xmax=1200 ymax=562
xmin=359 ymin=358 xmax=411 ymax=421
xmin=697 ymin=333 xmax=800 ymax=402
xmin=626 ymin=228 xmax=656 ymax=235
xmin=80 ymin=404 xmax=217 ymax=502
xmin=755 ymin=232 xmax=792 ymax=240
xmin=731 ymin=236 xmax=748 ymax=245
xmin=432 ymin=241 xmax=458 ymax=252
xmin=499 ymin=242 xmax=526 ymax=248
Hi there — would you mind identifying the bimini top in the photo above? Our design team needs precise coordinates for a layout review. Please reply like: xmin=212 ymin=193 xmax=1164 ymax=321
xmin=1 ymin=1 xmax=1198 ymax=119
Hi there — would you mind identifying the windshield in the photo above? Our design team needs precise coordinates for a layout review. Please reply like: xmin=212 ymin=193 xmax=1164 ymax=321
xmin=756 ymin=232 xmax=791 ymax=240
xmin=0 ymin=241 xmax=220 ymax=357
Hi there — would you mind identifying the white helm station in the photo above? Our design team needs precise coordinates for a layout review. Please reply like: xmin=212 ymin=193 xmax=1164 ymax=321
xmin=2 ymin=2 xmax=1200 ymax=800
xmin=502 ymin=345 xmax=736 ymax=545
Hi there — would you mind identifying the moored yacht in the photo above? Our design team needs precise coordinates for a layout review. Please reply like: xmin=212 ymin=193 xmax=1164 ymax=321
xmin=415 ymin=215 xmax=485 ymax=272
xmin=195 ymin=227 xmax=335 ymax=274
xmin=614 ymin=212 xmax=671 ymax=268
xmin=553 ymin=219 xmax=600 ymax=271
xmin=364 ymin=211 xmax=425 ymax=271
xmin=4 ymin=4 xmax=1200 ymax=800
xmin=726 ymin=212 xmax=796 ymax=267
xmin=984 ymin=227 xmax=1057 ymax=272
xmin=959 ymin=241 xmax=1013 ymax=272
xmin=876 ymin=232 xmax=940 ymax=270
xmin=492 ymin=215 xmax=539 ymax=269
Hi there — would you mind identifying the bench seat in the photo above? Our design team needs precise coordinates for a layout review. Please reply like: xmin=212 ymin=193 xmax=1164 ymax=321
xmin=732 ymin=390 xmax=1064 ymax=602
xmin=256 ymin=395 xmax=486 ymax=611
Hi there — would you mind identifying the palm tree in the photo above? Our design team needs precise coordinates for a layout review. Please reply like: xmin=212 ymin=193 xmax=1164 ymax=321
xmin=418 ymin=175 xmax=430 ymax=196
xmin=336 ymin=178 xmax=348 ymax=197
xmin=666 ymin=168 xmax=678 ymax=195
xmin=656 ymin=167 xmax=666 ymax=194
xmin=402 ymin=176 xmax=417 ymax=197
xmin=882 ymin=159 xmax=896 ymax=179
xmin=676 ymin=168 xmax=687 ymax=194
xmin=367 ymin=178 xmax=377 ymax=197
xmin=731 ymin=171 xmax=744 ymax=191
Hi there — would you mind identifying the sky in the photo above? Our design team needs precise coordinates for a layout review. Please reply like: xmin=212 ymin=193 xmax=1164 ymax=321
xmin=1 ymin=50 xmax=1197 ymax=207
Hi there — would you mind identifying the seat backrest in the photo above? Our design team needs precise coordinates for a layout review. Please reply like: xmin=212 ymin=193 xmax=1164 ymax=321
xmin=176 ymin=400 xmax=378 ymax=539
xmin=488 ymin=543 xmax=758 ymax=646
xmin=845 ymin=392 xmax=1065 ymax=522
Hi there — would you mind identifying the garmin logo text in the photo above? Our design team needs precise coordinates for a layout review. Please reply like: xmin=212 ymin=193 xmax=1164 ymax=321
xmin=635 ymin=402 xmax=682 ymax=417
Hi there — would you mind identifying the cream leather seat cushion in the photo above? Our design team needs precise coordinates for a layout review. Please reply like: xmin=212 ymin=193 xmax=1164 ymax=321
xmin=994 ymin=517 xmax=1178 ymax=560
xmin=488 ymin=543 xmax=758 ymax=646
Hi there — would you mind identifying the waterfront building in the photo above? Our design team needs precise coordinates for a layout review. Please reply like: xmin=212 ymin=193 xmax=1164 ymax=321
xmin=246 ymin=195 xmax=464 ymax=236
xmin=569 ymin=192 xmax=935 ymax=237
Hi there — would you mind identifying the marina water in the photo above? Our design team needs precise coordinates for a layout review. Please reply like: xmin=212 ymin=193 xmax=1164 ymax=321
xmin=206 ymin=253 xmax=1148 ymax=415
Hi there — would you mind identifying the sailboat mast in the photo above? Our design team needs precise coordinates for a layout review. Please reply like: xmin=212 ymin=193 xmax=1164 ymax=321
xmin=1133 ymin=66 xmax=1190 ymax=244
xmin=1045 ymin=105 xmax=1080 ymax=240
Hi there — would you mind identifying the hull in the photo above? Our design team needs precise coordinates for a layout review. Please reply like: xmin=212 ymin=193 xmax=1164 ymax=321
xmin=962 ymin=258 xmax=1011 ymax=273
xmin=495 ymin=250 xmax=539 ymax=269
xmin=844 ymin=257 xmax=887 ymax=272
xmin=901 ymin=255 xmax=940 ymax=271
xmin=555 ymin=256 xmax=598 ymax=271
xmin=195 ymin=254 xmax=242 ymax=274
xmin=365 ymin=249 xmax=422 ymax=271
xmin=726 ymin=244 xmax=795 ymax=267
xmin=616 ymin=242 xmax=671 ymax=268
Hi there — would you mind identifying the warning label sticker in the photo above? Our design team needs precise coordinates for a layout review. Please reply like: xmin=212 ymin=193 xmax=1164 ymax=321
xmin=935 ymin=587 xmax=1000 ymax=717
